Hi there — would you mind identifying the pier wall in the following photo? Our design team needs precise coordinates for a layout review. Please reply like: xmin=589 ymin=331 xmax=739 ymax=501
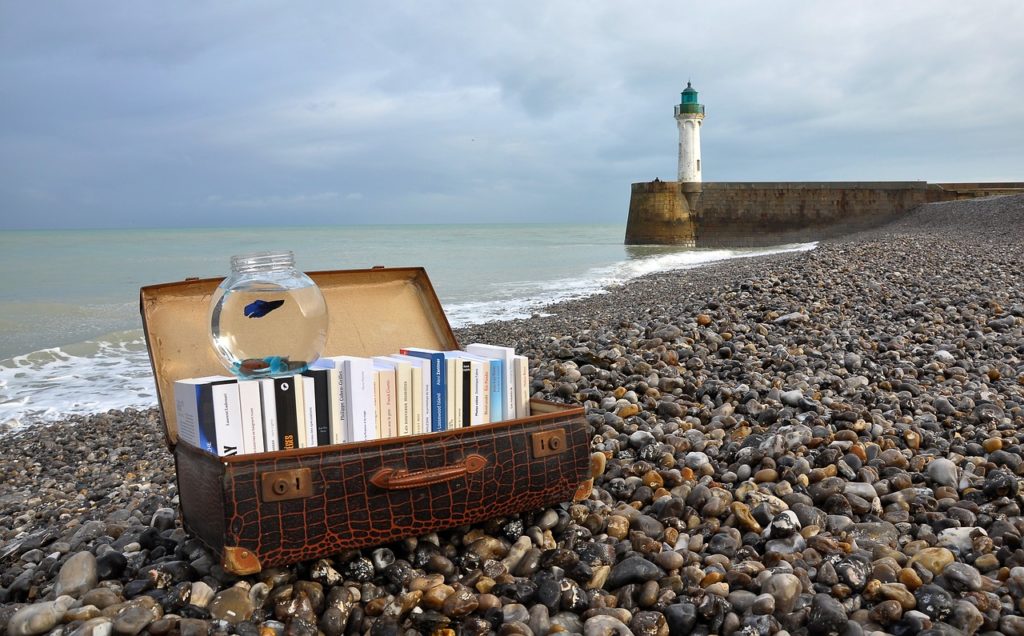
xmin=624 ymin=180 xmax=695 ymax=245
xmin=625 ymin=180 xmax=1024 ymax=247
xmin=694 ymin=181 xmax=945 ymax=246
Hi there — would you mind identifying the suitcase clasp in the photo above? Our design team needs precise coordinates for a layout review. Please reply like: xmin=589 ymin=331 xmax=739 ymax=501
xmin=260 ymin=468 xmax=313 ymax=502
xmin=532 ymin=428 xmax=567 ymax=458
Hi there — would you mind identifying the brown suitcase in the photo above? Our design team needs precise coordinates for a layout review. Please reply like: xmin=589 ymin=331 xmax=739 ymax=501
xmin=140 ymin=267 xmax=592 ymax=575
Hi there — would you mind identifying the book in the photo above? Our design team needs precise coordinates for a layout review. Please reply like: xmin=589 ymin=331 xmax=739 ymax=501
xmin=325 ymin=356 xmax=376 ymax=442
xmin=309 ymin=358 xmax=347 ymax=444
xmin=486 ymin=357 xmax=503 ymax=422
xmin=387 ymin=354 xmax=430 ymax=435
xmin=273 ymin=376 xmax=302 ymax=451
xmin=374 ymin=357 xmax=413 ymax=437
xmin=465 ymin=343 xmax=515 ymax=422
xmin=259 ymin=379 xmax=279 ymax=451
xmin=302 ymin=367 xmax=333 ymax=446
xmin=512 ymin=354 xmax=530 ymax=419
xmin=399 ymin=348 xmax=447 ymax=432
xmin=451 ymin=353 xmax=489 ymax=425
xmin=294 ymin=375 xmax=308 ymax=449
xmin=302 ymin=376 xmax=319 ymax=448
xmin=435 ymin=353 xmax=465 ymax=428
xmin=211 ymin=382 xmax=244 ymax=456
xmin=173 ymin=376 xmax=235 ymax=455
xmin=237 ymin=379 xmax=265 ymax=455
xmin=373 ymin=363 xmax=398 ymax=439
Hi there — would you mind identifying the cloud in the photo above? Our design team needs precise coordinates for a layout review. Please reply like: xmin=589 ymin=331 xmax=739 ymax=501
xmin=1 ymin=1 xmax=1022 ymax=228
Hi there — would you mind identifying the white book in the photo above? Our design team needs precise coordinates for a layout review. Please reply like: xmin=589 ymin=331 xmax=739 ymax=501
xmin=237 ymin=380 xmax=265 ymax=455
xmin=293 ymin=374 xmax=308 ymax=449
xmin=211 ymin=382 xmax=244 ymax=457
xmin=327 ymin=356 xmax=376 ymax=442
xmin=327 ymin=364 xmax=344 ymax=444
xmin=173 ymin=375 xmax=233 ymax=454
xmin=374 ymin=363 xmax=398 ymax=438
xmin=310 ymin=359 xmax=347 ymax=445
xmin=302 ymin=376 xmax=318 ymax=448
xmin=440 ymin=354 xmax=463 ymax=428
xmin=452 ymin=353 xmax=488 ymax=425
xmin=444 ymin=357 xmax=457 ymax=429
xmin=465 ymin=343 xmax=515 ymax=422
xmin=513 ymin=354 xmax=530 ymax=419
xmin=387 ymin=354 xmax=430 ymax=435
xmin=259 ymin=378 xmax=279 ymax=451
xmin=374 ymin=357 xmax=413 ymax=437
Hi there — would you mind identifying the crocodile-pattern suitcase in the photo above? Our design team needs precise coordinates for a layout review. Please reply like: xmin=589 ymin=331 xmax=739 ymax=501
xmin=140 ymin=267 xmax=592 ymax=574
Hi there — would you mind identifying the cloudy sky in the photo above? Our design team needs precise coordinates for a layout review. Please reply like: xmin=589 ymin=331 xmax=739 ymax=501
xmin=1 ymin=1 xmax=1022 ymax=229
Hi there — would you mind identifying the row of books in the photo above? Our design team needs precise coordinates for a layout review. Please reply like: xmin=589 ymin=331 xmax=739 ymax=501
xmin=173 ymin=343 xmax=531 ymax=457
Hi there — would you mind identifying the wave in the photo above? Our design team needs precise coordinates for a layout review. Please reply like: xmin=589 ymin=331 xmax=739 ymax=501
xmin=1 ymin=242 xmax=815 ymax=429
xmin=445 ymin=242 xmax=816 ymax=326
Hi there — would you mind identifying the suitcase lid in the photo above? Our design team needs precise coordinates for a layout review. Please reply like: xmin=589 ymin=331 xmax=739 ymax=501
xmin=140 ymin=266 xmax=458 ymax=449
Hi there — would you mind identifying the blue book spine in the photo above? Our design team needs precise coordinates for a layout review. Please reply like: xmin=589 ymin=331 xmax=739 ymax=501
xmin=488 ymin=359 xmax=504 ymax=422
xmin=196 ymin=384 xmax=218 ymax=454
xmin=403 ymin=350 xmax=446 ymax=431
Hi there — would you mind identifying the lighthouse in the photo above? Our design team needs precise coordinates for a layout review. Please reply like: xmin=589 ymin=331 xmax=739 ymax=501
xmin=675 ymin=82 xmax=705 ymax=195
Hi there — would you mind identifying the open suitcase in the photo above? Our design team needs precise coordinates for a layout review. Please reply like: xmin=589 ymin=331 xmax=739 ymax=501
xmin=140 ymin=267 xmax=592 ymax=575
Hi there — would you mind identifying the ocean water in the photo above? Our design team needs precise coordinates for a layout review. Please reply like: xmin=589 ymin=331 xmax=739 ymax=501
xmin=0 ymin=225 xmax=814 ymax=427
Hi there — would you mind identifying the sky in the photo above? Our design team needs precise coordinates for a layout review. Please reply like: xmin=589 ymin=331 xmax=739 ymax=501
xmin=1 ymin=1 xmax=1022 ymax=229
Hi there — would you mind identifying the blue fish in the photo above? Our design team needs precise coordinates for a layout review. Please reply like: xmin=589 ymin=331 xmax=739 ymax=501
xmin=244 ymin=299 xmax=285 ymax=318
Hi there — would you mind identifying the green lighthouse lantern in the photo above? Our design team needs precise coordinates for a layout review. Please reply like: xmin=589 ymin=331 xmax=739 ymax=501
xmin=676 ymin=81 xmax=704 ymax=115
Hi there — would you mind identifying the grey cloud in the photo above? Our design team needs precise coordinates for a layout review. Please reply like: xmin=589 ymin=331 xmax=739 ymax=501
xmin=1 ymin=1 xmax=1022 ymax=229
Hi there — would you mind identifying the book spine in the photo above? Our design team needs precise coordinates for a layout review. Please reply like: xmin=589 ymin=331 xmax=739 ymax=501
xmin=376 ymin=368 xmax=398 ymax=438
xmin=400 ymin=350 xmax=446 ymax=432
xmin=465 ymin=344 xmax=515 ymax=423
xmin=488 ymin=359 xmax=503 ymax=422
xmin=304 ymin=369 xmax=332 ymax=446
xmin=196 ymin=383 xmax=219 ymax=454
xmin=173 ymin=382 xmax=202 ymax=450
xmin=274 ymin=376 xmax=299 ymax=451
xmin=334 ymin=364 xmax=347 ymax=445
xmin=212 ymin=382 xmax=243 ymax=457
xmin=302 ymin=376 xmax=318 ymax=448
xmin=260 ymin=379 xmax=279 ymax=451
xmin=397 ymin=365 xmax=412 ymax=436
xmin=479 ymin=360 xmax=490 ymax=424
xmin=513 ymin=355 xmax=530 ymax=419
xmin=343 ymin=359 xmax=376 ymax=442
xmin=460 ymin=360 xmax=471 ymax=427
xmin=409 ymin=365 xmax=424 ymax=435
xmin=237 ymin=380 xmax=265 ymax=454
xmin=469 ymin=360 xmax=484 ymax=425
xmin=447 ymin=358 xmax=459 ymax=429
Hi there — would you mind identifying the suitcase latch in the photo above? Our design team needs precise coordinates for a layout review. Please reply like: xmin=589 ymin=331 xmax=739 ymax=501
xmin=532 ymin=429 xmax=567 ymax=458
xmin=261 ymin=468 xmax=313 ymax=502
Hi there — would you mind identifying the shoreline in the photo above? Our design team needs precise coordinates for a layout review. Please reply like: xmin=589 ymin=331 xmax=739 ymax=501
xmin=2 ymin=194 xmax=1023 ymax=635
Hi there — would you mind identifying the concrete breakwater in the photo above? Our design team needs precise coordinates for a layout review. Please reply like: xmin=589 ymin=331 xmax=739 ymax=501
xmin=625 ymin=180 xmax=1024 ymax=246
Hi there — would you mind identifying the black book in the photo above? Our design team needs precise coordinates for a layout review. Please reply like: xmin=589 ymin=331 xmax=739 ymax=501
xmin=274 ymin=376 xmax=300 ymax=450
xmin=460 ymin=360 xmax=472 ymax=427
xmin=303 ymin=368 xmax=332 ymax=446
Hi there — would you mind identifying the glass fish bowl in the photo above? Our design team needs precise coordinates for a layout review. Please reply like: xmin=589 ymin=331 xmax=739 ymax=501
xmin=209 ymin=250 xmax=328 ymax=378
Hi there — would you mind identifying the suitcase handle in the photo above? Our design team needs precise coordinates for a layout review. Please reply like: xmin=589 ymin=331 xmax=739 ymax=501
xmin=370 ymin=454 xmax=488 ymax=490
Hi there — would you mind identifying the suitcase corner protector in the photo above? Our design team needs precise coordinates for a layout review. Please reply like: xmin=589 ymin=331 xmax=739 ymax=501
xmin=222 ymin=546 xmax=262 ymax=575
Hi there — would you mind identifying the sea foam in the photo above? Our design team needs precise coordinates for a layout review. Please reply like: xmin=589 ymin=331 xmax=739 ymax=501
xmin=1 ymin=241 xmax=815 ymax=429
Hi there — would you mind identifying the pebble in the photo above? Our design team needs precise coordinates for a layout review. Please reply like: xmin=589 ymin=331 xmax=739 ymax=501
xmin=4 ymin=195 xmax=1024 ymax=636
xmin=6 ymin=597 xmax=75 ymax=636
xmin=54 ymin=550 xmax=98 ymax=598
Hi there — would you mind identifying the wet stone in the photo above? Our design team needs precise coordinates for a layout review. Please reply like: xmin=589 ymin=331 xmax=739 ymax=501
xmin=55 ymin=551 xmax=98 ymax=598
xmin=606 ymin=556 xmax=665 ymax=589
xmin=7 ymin=597 xmax=75 ymax=636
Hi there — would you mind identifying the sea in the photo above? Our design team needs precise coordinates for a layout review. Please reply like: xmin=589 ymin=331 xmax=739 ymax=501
xmin=0 ymin=224 xmax=814 ymax=428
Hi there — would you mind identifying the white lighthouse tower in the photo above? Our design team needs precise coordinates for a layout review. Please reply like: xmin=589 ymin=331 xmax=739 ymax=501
xmin=675 ymin=81 xmax=705 ymax=188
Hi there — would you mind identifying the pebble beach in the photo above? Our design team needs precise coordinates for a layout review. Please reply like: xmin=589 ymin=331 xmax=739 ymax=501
xmin=2 ymin=194 xmax=1023 ymax=636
